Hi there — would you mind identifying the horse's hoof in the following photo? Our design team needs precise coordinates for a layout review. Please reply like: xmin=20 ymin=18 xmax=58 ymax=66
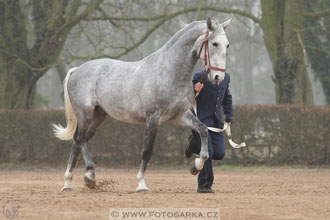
xmin=61 ymin=187 xmax=73 ymax=192
xmin=190 ymin=161 xmax=199 ymax=175
xmin=136 ymin=188 xmax=149 ymax=192
xmin=84 ymin=176 xmax=96 ymax=189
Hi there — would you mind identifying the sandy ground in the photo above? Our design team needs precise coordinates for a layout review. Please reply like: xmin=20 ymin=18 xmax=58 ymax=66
xmin=0 ymin=167 xmax=330 ymax=220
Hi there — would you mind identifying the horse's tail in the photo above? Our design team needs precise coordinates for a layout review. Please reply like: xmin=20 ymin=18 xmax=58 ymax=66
xmin=52 ymin=67 xmax=78 ymax=141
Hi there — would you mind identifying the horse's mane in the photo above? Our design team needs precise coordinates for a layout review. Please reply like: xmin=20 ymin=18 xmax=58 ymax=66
xmin=163 ymin=21 xmax=205 ymax=49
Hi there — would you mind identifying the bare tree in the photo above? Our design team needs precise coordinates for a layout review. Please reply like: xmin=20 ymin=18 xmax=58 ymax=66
xmin=1 ymin=0 xmax=330 ymax=109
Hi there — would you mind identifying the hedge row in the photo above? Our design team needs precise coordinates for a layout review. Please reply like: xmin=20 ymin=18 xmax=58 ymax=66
xmin=0 ymin=105 xmax=329 ymax=166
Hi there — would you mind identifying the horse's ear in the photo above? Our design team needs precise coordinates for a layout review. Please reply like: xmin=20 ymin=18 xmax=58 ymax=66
xmin=207 ymin=17 xmax=215 ymax=31
xmin=221 ymin=18 xmax=232 ymax=30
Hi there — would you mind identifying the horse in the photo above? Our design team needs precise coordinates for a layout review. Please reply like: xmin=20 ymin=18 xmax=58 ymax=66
xmin=53 ymin=17 xmax=232 ymax=192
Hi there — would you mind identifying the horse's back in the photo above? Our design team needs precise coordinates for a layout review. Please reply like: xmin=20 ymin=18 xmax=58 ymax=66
xmin=67 ymin=59 xmax=118 ymax=111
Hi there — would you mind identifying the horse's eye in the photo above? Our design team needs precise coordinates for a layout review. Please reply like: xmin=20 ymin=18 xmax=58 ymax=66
xmin=212 ymin=42 xmax=218 ymax=47
xmin=227 ymin=44 xmax=230 ymax=48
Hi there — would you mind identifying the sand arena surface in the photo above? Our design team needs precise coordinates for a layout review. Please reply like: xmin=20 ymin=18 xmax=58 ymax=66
xmin=0 ymin=167 xmax=330 ymax=220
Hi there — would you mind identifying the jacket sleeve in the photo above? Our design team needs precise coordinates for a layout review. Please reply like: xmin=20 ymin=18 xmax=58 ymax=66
xmin=223 ymin=74 xmax=234 ymax=123
xmin=192 ymin=72 xmax=202 ymax=86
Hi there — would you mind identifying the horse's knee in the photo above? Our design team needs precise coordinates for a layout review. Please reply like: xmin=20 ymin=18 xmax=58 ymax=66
xmin=213 ymin=152 xmax=225 ymax=160
xmin=199 ymin=126 xmax=208 ymax=138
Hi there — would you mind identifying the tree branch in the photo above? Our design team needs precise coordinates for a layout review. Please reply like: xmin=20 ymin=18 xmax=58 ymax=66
xmin=200 ymin=6 xmax=261 ymax=24
xmin=89 ymin=5 xmax=261 ymax=24
xmin=65 ymin=15 xmax=171 ymax=62
xmin=65 ymin=0 xmax=81 ymax=20
xmin=295 ymin=30 xmax=309 ymax=67
xmin=303 ymin=9 xmax=330 ymax=19
xmin=0 ymin=48 xmax=59 ymax=71
xmin=61 ymin=0 xmax=104 ymax=31
xmin=66 ymin=4 xmax=261 ymax=63
xmin=197 ymin=0 xmax=204 ymax=20
xmin=305 ymin=46 xmax=330 ymax=55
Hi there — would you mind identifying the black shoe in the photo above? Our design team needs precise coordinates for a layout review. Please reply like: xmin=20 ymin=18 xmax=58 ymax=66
xmin=185 ymin=131 xmax=201 ymax=158
xmin=197 ymin=186 xmax=214 ymax=193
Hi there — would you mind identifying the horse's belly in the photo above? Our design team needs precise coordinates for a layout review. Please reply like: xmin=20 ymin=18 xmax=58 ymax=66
xmin=102 ymin=106 xmax=146 ymax=124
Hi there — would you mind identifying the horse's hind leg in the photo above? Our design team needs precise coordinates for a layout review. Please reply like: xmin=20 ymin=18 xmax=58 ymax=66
xmin=86 ymin=106 xmax=107 ymax=142
xmin=136 ymin=115 xmax=160 ymax=192
xmin=62 ymin=107 xmax=106 ymax=191
xmin=82 ymin=107 xmax=107 ymax=188
xmin=62 ymin=112 xmax=92 ymax=191
xmin=62 ymin=131 xmax=80 ymax=192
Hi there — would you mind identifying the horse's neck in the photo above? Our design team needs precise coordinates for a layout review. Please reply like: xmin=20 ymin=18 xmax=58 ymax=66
xmin=162 ymin=24 xmax=204 ymax=78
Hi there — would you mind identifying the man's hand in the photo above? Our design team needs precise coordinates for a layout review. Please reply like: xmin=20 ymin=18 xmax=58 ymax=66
xmin=194 ymin=82 xmax=204 ymax=92
xmin=225 ymin=122 xmax=232 ymax=126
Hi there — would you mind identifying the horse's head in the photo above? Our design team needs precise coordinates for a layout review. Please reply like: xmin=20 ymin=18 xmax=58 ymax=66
xmin=195 ymin=18 xmax=232 ymax=84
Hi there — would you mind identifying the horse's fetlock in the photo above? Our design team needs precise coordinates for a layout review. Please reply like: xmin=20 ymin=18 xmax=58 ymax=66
xmin=86 ymin=163 xmax=95 ymax=171
xmin=203 ymin=127 xmax=208 ymax=133
xmin=200 ymin=152 xmax=209 ymax=160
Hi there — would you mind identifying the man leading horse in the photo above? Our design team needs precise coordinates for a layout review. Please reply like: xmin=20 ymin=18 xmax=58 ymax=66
xmin=186 ymin=69 xmax=233 ymax=193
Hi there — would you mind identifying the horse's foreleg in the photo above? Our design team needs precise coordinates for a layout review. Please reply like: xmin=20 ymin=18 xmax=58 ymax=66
xmin=136 ymin=115 xmax=159 ymax=192
xmin=136 ymin=160 xmax=149 ymax=192
xmin=176 ymin=110 xmax=209 ymax=175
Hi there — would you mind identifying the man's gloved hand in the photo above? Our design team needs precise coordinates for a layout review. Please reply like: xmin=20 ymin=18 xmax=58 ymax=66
xmin=225 ymin=122 xmax=232 ymax=126
xmin=194 ymin=82 xmax=204 ymax=92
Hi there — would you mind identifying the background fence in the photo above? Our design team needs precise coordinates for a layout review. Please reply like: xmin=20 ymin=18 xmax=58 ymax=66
xmin=0 ymin=105 xmax=329 ymax=167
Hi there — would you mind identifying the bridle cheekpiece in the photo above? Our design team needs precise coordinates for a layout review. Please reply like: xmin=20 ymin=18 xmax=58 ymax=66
xmin=198 ymin=29 xmax=226 ymax=74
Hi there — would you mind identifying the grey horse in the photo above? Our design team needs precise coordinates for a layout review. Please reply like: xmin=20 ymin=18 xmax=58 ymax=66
xmin=53 ymin=18 xmax=232 ymax=192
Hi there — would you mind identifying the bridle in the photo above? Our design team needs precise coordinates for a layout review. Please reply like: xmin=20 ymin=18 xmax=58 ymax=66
xmin=198 ymin=29 xmax=226 ymax=74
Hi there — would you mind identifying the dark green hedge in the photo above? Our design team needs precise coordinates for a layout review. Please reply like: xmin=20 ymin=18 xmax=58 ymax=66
xmin=0 ymin=105 xmax=329 ymax=166
xmin=227 ymin=105 xmax=330 ymax=165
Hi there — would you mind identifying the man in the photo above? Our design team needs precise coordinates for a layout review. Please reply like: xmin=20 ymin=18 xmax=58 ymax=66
xmin=186 ymin=70 xmax=233 ymax=193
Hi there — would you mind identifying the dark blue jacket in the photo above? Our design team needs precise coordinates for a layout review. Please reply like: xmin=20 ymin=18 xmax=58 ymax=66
xmin=193 ymin=70 xmax=233 ymax=129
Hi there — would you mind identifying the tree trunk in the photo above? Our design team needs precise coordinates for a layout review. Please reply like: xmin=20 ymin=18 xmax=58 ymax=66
xmin=261 ymin=0 xmax=314 ymax=104
xmin=0 ymin=0 xmax=102 ymax=109
xmin=0 ymin=60 xmax=39 ymax=109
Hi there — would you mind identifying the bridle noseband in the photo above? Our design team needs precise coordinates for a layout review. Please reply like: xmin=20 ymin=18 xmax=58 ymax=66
xmin=198 ymin=29 xmax=226 ymax=74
